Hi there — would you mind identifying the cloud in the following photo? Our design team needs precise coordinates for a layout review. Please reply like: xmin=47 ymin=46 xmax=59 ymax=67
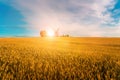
xmin=1 ymin=0 xmax=120 ymax=37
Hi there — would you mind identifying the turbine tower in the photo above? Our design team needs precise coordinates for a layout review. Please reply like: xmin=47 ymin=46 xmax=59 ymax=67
xmin=55 ymin=28 xmax=59 ymax=37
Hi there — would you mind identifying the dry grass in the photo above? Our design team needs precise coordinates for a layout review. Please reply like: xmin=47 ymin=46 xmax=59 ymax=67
xmin=0 ymin=37 xmax=120 ymax=80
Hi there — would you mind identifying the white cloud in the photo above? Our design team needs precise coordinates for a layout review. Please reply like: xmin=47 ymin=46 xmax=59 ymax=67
xmin=2 ymin=0 xmax=120 ymax=37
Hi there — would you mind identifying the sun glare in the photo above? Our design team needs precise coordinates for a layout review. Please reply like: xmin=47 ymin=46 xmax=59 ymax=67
xmin=47 ymin=29 xmax=55 ymax=37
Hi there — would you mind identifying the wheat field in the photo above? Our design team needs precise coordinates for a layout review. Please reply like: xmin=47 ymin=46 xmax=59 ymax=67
xmin=0 ymin=37 xmax=120 ymax=80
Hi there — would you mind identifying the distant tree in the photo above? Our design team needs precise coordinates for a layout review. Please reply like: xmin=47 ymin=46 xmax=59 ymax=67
xmin=66 ymin=35 xmax=69 ymax=37
xmin=61 ymin=34 xmax=70 ymax=37
xmin=40 ymin=30 xmax=47 ymax=37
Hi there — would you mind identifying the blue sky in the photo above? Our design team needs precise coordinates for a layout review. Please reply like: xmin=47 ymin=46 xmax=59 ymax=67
xmin=0 ymin=0 xmax=120 ymax=37
xmin=0 ymin=2 xmax=28 ymax=37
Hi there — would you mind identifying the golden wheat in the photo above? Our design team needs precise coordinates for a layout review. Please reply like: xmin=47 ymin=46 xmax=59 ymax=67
xmin=0 ymin=37 xmax=120 ymax=80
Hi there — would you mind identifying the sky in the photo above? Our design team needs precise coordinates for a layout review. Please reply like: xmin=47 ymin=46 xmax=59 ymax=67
xmin=0 ymin=0 xmax=120 ymax=37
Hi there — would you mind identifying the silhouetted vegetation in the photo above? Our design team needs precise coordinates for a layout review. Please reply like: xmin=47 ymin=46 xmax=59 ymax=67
xmin=40 ymin=30 xmax=47 ymax=37
xmin=61 ymin=34 xmax=70 ymax=37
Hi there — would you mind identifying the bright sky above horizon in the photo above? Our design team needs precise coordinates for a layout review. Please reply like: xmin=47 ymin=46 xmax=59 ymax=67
xmin=0 ymin=0 xmax=120 ymax=37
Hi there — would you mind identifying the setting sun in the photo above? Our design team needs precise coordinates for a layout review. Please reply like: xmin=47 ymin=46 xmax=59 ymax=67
xmin=46 ymin=29 xmax=55 ymax=37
